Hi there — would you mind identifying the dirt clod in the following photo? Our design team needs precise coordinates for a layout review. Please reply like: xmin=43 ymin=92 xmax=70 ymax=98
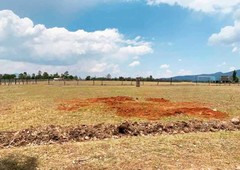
xmin=231 ymin=117 xmax=240 ymax=125
xmin=0 ymin=120 xmax=239 ymax=149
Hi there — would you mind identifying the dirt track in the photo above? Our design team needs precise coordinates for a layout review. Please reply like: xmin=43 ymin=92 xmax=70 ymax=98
xmin=57 ymin=96 xmax=228 ymax=120
xmin=0 ymin=120 xmax=239 ymax=149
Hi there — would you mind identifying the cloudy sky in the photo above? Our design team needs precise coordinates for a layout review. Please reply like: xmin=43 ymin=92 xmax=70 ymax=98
xmin=0 ymin=0 xmax=240 ymax=78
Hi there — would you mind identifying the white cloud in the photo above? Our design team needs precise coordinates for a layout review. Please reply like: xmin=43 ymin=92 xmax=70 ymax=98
xmin=229 ymin=66 xmax=236 ymax=71
xmin=160 ymin=64 xmax=170 ymax=69
xmin=159 ymin=69 xmax=173 ymax=78
xmin=129 ymin=61 xmax=140 ymax=67
xmin=209 ymin=20 xmax=240 ymax=53
xmin=89 ymin=63 xmax=108 ymax=73
xmin=178 ymin=69 xmax=192 ymax=75
xmin=0 ymin=10 xmax=152 ymax=67
xmin=89 ymin=63 xmax=120 ymax=73
xmin=217 ymin=62 xmax=227 ymax=67
xmin=146 ymin=0 xmax=240 ymax=14
xmin=0 ymin=59 xmax=121 ymax=77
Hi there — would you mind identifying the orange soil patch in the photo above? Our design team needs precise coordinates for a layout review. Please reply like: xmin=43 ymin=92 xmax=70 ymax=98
xmin=57 ymin=96 xmax=228 ymax=120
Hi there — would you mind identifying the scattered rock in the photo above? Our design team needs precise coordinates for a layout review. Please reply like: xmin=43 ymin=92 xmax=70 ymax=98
xmin=231 ymin=117 xmax=240 ymax=125
xmin=84 ymin=136 xmax=90 ymax=140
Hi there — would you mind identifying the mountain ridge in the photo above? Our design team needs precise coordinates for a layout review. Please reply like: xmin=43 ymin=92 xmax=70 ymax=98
xmin=169 ymin=70 xmax=239 ymax=81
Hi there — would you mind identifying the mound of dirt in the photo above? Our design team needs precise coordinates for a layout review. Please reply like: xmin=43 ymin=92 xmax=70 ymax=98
xmin=145 ymin=98 xmax=170 ymax=103
xmin=57 ymin=96 xmax=228 ymax=120
xmin=0 ymin=120 xmax=239 ymax=148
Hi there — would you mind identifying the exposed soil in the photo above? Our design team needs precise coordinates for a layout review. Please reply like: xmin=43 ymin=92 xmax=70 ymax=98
xmin=57 ymin=96 xmax=228 ymax=120
xmin=0 ymin=120 xmax=239 ymax=149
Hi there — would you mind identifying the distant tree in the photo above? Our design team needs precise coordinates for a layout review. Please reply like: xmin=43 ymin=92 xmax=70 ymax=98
xmin=37 ymin=70 xmax=42 ymax=79
xmin=26 ymin=74 xmax=31 ymax=79
xmin=85 ymin=76 xmax=91 ymax=80
xmin=74 ymin=76 xmax=78 ymax=80
xmin=42 ymin=72 xmax=49 ymax=79
xmin=23 ymin=72 xmax=27 ymax=79
xmin=119 ymin=76 xmax=124 ymax=81
xmin=63 ymin=71 xmax=69 ymax=79
xmin=49 ymin=74 xmax=53 ymax=79
xmin=149 ymin=75 xmax=153 ymax=81
xmin=53 ymin=73 xmax=60 ymax=78
xmin=32 ymin=73 xmax=36 ymax=79
xmin=18 ymin=73 xmax=24 ymax=79
xmin=68 ymin=75 xmax=74 ymax=80
xmin=232 ymin=70 xmax=239 ymax=83
xmin=106 ymin=74 xmax=111 ymax=80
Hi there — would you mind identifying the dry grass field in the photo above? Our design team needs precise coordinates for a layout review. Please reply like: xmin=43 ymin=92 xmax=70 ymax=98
xmin=0 ymin=83 xmax=240 ymax=169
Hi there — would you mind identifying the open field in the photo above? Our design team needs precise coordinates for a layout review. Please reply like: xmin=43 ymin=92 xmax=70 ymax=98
xmin=1 ymin=84 xmax=240 ymax=131
xmin=0 ymin=84 xmax=240 ymax=169
xmin=1 ymin=79 xmax=239 ymax=87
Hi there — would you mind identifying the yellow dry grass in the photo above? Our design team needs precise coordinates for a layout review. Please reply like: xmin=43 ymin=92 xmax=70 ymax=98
xmin=0 ymin=84 xmax=240 ymax=131
xmin=0 ymin=83 xmax=240 ymax=169
xmin=0 ymin=131 xmax=239 ymax=169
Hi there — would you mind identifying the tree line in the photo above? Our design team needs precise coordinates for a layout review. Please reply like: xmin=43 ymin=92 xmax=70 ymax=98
xmin=0 ymin=70 xmax=239 ymax=82
xmin=84 ymin=74 xmax=157 ymax=81
xmin=0 ymin=71 xmax=78 ymax=80
xmin=232 ymin=70 xmax=239 ymax=83
xmin=0 ymin=71 xmax=158 ymax=81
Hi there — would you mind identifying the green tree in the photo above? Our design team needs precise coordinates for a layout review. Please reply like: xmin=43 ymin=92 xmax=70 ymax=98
xmin=232 ymin=70 xmax=238 ymax=83
xmin=63 ymin=71 xmax=69 ymax=79
xmin=42 ymin=72 xmax=49 ymax=79
xmin=119 ymin=76 xmax=124 ymax=81
xmin=37 ymin=70 xmax=42 ymax=79
xmin=23 ymin=72 xmax=27 ymax=79
xmin=18 ymin=73 xmax=24 ymax=79
xmin=53 ymin=73 xmax=60 ymax=78
xmin=31 ymin=73 xmax=36 ymax=79
xmin=85 ymin=76 xmax=91 ymax=80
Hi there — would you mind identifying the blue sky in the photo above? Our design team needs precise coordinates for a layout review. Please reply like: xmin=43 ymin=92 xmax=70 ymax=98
xmin=0 ymin=0 xmax=239 ymax=78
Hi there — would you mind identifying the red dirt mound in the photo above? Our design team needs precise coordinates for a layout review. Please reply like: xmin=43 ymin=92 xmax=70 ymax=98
xmin=145 ymin=98 xmax=170 ymax=103
xmin=57 ymin=96 xmax=228 ymax=120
